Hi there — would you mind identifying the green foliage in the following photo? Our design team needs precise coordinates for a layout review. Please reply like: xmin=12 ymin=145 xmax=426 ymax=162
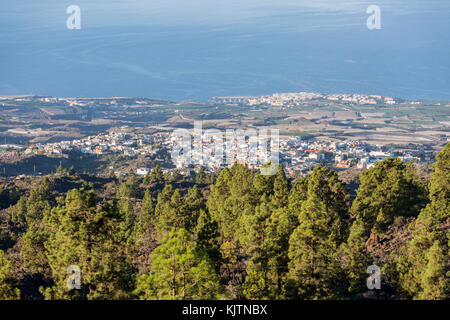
xmin=134 ymin=229 xmax=222 ymax=300
xmin=306 ymin=166 xmax=350 ymax=243
xmin=261 ymin=206 xmax=300 ymax=299
xmin=1 ymin=145 xmax=449 ymax=301
xmin=19 ymin=181 xmax=53 ymax=276
xmin=154 ymin=185 xmax=205 ymax=234
xmin=144 ymin=165 xmax=164 ymax=186
xmin=42 ymin=189 xmax=136 ymax=299
xmin=68 ymin=166 xmax=76 ymax=176
xmin=195 ymin=210 xmax=221 ymax=270
xmin=238 ymin=195 xmax=272 ymax=249
xmin=56 ymin=165 xmax=67 ymax=176
xmin=418 ymin=240 xmax=448 ymax=300
xmin=271 ymin=165 xmax=290 ymax=208
xmin=253 ymin=170 xmax=274 ymax=198
xmin=24 ymin=179 xmax=52 ymax=227
xmin=137 ymin=189 xmax=154 ymax=234
xmin=242 ymin=261 xmax=269 ymax=300
xmin=427 ymin=143 xmax=449 ymax=220
xmin=118 ymin=169 xmax=140 ymax=199
xmin=117 ymin=198 xmax=136 ymax=242
xmin=0 ymin=250 xmax=20 ymax=300
xmin=351 ymin=158 xmax=427 ymax=235
xmin=10 ymin=196 xmax=27 ymax=226
xmin=240 ymin=198 xmax=276 ymax=299
xmin=21 ymin=228 xmax=50 ymax=276
xmin=155 ymin=187 xmax=183 ymax=232
xmin=207 ymin=168 xmax=233 ymax=239
xmin=286 ymin=192 xmax=345 ymax=299
xmin=185 ymin=185 xmax=206 ymax=231
xmin=395 ymin=144 xmax=449 ymax=300
xmin=0 ymin=187 xmax=20 ymax=210
xmin=208 ymin=164 xmax=258 ymax=241
xmin=165 ymin=169 xmax=182 ymax=183
xmin=287 ymin=177 xmax=308 ymax=212
xmin=195 ymin=167 xmax=214 ymax=185
xmin=340 ymin=217 xmax=372 ymax=295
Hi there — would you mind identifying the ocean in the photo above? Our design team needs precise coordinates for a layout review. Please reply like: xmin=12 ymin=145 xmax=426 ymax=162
xmin=1 ymin=0 xmax=449 ymax=101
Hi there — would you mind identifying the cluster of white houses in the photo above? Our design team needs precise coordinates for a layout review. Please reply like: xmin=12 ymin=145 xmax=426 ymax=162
xmin=23 ymin=131 xmax=171 ymax=158
xmin=18 ymin=128 xmax=423 ymax=177
xmin=212 ymin=92 xmax=403 ymax=107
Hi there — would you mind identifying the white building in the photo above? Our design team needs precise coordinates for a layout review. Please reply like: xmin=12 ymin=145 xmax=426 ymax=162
xmin=136 ymin=168 xmax=150 ymax=176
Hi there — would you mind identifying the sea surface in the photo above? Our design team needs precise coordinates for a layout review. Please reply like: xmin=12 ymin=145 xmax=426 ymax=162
xmin=1 ymin=0 xmax=449 ymax=101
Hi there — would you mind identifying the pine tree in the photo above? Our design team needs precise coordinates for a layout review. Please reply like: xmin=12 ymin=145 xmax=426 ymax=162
xmin=207 ymin=168 xmax=232 ymax=239
xmin=253 ymin=171 xmax=274 ymax=198
xmin=68 ymin=166 xmax=76 ymax=176
xmin=20 ymin=183 xmax=53 ymax=276
xmin=396 ymin=144 xmax=449 ymax=299
xmin=238 ymin=195 xmax=273 ymax=250
xmin=144 ymin=165 xmax=164 ymax=186
xmin=208 ymin=164 xmax=257 ymax=241
xmin=271 ymin=165 xmax=290 ymax=208
xmin=287 ymin=177 xmax=308 ymax=213
xmin=165 ymin=169 xmax=182 ymax=183
xmin=137 ymin=189 xmax=154 ymax=234
xmin=340 ymin=217 xmax=372 ymax=295
xmin=351 ymin=158 xmax=427 ymax=236
xmin=306 ymin=165 xmax=350 ymax=243
xmin=155 ymin=188 xmax=187 ymax=233
xmin=236 ymin=167 xmax=300 ymax=299
xmin=155 ymin=184 xmax=174 ymax=218
xmin=219 ymin=240 xmax=246 ymax=299
xmin=56 ymin=165 xmax=67 ymax=176
xmin=134 ymin=228 xmax=222 ymax=300
xmin=0 ymin=250 xmax=20 ymax=300
xmin=154 ymin=185 xmax=203 ymax=234
xmin=25 ymin=183 xmax=52 ymax=226
xmin=42 ymin=189 xmax=136 ymax=299
xmin=418 ymin=240 xmax=448 ymax=300
xmin=260 ymin=205 xmax=301 ymax=299
xmin=21 ymin=228 xmax=50 ymax=276
xmin=10 ymin=196 xmax=27 ymax=227
xmin=184 ymin=186 xmax=206 ymax=232
xmin=134 ymin=190 xmax=157 ymax=274
xmin=195 ymin=209 xmax=221 ymax=270
xmin=242 ymin=261 xmax=269 ymax=300
xmin=240 ymin=198 xmax=274 ymax=299
xmin=195 ymin=167 xmax=214 ymax=185
xmin=426 ymin=143 xmax=449 ymax=221
xmin=286 ymin=192 xmax=344 ymax=299
xmin=117 ymin=198 xmax=136 ymax=242
xmin=118 ymin=169 xmax=140 ymax=199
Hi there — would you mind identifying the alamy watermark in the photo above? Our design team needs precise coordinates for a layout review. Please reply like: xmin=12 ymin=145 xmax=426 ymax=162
xmin=65 ymin=5 xmax=380 ymax=31
xmin=67 ymin=5 xmax=81 ymax=30
xmin=366 ymin=5 xmax=381 ymax=30
xmin=170 ymin=121 xmax=280 ymax=176
xmin=366 ymin=265 xmax=381 ymax=290
xmin=67 ymin=265 xmax=81 ymax=290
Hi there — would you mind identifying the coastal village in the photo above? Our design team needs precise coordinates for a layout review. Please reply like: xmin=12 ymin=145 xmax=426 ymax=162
xmin=212 ymin=92 xmax=406 ymax=106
